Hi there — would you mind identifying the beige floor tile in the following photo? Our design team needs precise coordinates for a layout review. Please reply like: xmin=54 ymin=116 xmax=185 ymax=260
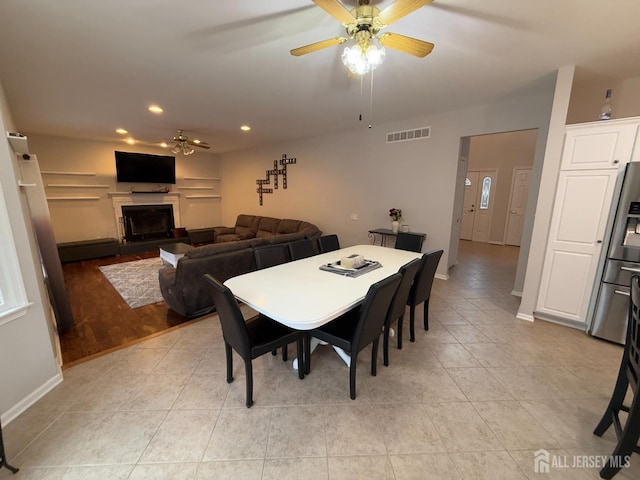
xmin=134 ymin=328 xmax=185 ymax=350
xmin=324 ymin=404 xmax=387 ymax=456
xmin=487 ymin=367 xmax=559 ymax=400
xmin=509 ymin=449 xmax=602 ymax=480
xmin=139 ymin=409 xmax=219 ymax=463
xmin=410 ymin=368 xmax=468 ymax=403
xmin=432 ymin=310 xmax=470 ymax=326
xmin=327 ymin=455 xmax=395 ymax=480
xmin=421 ymin=325 xmax=460 ymax=344
xmin=1 ymin=410 xmax=61 ymax=459
xmin=151 ymin=348 xmax=209 ymax=375
xmin=17 ymin=410 xmax=166 ymax=466
xmin=429 ymin=343 xmax=482 ymax=368
xmin=444 ymin=324 xmax=493 ymax=343
xmin=266 ymin=405 xmax=326 ymax=458
xmin=463 ymin=343 xmax=520 ymax=368
xmin=202 ymin=407 xmax=272 ymax=461
xmin=195 ymin=460 xmax=263 ymax=479
xmin=0 ymin=467 xmax=66 ymax=479
xmin=472 ymin=400 xmax=560 ymax=450
xmin=451 ymin=451 xmax=527 ymax=479
xmin=374 ymin=403 xmax=446 ymax=454
xmin=172 ymin=374 xmax=230 ymax=410
xmin=273 ymin=370 xmax=325 ymax=406
xmin=128 ymin=462 xmax=198 ymax=480
xmin=321 ymin=370 xmax=374 ymax=404
xmin=191 ymin=347 xmax=227 ymax=375
xmin=389 ymin=453 xmax=462 ymax=480
xmin=172 ymin=327 xmax=223 ymax=349
xmin=262 ymin=457 xmax=329 ymax=480
xmin=447 ymin=368 xmax=514 ymax=401
xmin=223 ymin=371 xmax=281 ymax=408
xmin=424 ymin=402 xmax=503 ymax=452
xmin=109 ymin=348 xmax=169 ymax=375
xmin=366 ymin=370 xmax=423 ymax=404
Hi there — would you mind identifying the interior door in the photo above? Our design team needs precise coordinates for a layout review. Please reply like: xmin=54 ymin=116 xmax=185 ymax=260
xmin=471 ymin=170 xmax=498 ymax=243
xmin=505 ymin=168 xmax=532 ymax=246
xmin=460 ymin=171 xmax=479 ymax=240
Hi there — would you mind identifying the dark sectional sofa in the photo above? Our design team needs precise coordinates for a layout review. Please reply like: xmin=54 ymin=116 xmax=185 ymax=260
xmin=159 ymin=215 xmax=321 ymax=318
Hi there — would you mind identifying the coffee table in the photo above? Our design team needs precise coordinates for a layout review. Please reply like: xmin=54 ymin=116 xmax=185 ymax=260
xmin=159 ymin=242 xmax=192 ymax=267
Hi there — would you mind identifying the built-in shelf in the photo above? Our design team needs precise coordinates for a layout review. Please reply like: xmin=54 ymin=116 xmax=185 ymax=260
xmin=46 ymin=196 xmax=101 ymax=201
xmin=41 ymin=171 xmax=96 ymax=176
xmin=183 ymin=177 xmax=220 ymax=181
xmin=175 ymin=186 xmax=214 ymax=190
xmin=185 ymin=195 xmax=222 ymax=199
xmin=47 ymin=184 xmax=110 ymax=188
xmin=108 ymin=192 xmax=180 ymax=197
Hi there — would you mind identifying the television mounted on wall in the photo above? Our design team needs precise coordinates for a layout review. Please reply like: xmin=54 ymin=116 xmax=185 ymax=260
xmin=115 ymin=151 xmax=176 ymax=184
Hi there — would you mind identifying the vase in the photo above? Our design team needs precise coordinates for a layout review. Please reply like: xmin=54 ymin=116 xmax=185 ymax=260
xmin=391 ymin=220 xmax=399 ymax=233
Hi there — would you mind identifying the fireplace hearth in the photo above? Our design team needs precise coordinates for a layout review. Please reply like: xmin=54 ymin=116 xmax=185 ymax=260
xmin=121 ymin=204 xmax=175 ymax=242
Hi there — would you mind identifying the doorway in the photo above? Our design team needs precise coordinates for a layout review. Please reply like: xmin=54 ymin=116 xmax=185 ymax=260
xmin=505 ymin=167 xmax=532 ymax=246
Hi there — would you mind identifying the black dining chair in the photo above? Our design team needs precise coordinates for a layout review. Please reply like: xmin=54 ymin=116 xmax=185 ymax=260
xmin=317 ymin=234 xmax=340 ymax=253
xmin=407 ymin=249 xmax=443 ymax=339
xmin=288 ymin=238 xmax=317 ymax=260
xmin=254 ymin=244 xmax=290 ymax=270
xmin=593 ymin=274 xmax=640 ymax=479
xmin=307 ymin=273 xmax=402 ymax=399
xmin=383 ymin=257 xmax=422 ymax=366
xmin=203 ymin=274 xmax=304 ymax=408
xmin=394 ymin=232 xmax=425 ymax=253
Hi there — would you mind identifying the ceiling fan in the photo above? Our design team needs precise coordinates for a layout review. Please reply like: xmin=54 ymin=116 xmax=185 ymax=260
xmin=167 ymin=129 xmax=210 ymax=156
xmin=290 ymin=0 xmax=435 ymax=74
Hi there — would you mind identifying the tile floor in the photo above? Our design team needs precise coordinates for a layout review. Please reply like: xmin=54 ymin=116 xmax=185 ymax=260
xmin=2 ymin=241 xmax=638 ymax=479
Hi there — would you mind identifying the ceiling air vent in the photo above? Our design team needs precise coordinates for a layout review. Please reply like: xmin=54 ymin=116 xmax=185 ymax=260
xmin=386 ymin=126 xmax=431 ymax=144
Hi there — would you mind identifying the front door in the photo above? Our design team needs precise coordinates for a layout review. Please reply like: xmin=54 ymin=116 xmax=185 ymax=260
xmin=471 ymin=170 xmax=498 ymax=243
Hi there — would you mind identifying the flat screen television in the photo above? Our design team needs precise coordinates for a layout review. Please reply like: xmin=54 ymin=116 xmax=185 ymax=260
xmin=115 ymin=151 xmax=176 ymax=184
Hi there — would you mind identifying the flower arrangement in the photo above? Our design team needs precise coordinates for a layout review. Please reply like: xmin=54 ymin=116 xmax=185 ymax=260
xmin=389 ymin=208 xmax=402 ymax=221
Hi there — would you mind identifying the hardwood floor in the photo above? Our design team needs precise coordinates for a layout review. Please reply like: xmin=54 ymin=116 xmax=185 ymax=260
xmin=59 ymin=251 xmax=194 ymax=366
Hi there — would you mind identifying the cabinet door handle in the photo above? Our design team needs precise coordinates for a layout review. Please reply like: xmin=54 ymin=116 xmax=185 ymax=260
xmin=613 ymin=159 xmax=620 ymax=164
xmin=614 ymin=289 xmax=630 ymax=296
xmin=621 ymin=266 xmax=640 ymax=273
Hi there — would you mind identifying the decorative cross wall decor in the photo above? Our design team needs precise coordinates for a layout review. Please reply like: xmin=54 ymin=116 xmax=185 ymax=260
xmin=256 ymin=153 xmax=297 ymax=205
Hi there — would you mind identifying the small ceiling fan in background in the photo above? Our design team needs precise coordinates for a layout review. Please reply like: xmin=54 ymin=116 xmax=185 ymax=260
xmin=166 ymin=129 xmax=210 ymax=155
xmin=291 ymin=0 xmax=435 ymax=75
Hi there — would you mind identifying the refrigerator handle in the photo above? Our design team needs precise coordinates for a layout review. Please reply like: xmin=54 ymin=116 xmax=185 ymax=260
xmin=620 ymin=266 xmax=640 ymax=273
xmin=614 ymin=289 xmax=631 ymax=297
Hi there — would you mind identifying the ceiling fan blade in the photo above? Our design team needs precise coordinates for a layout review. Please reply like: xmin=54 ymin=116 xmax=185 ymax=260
xmin=377 ymin=0 xmax=433 ymax=26
xmin=313 ymin=0 xmax=356 ymax=25
xmin=378 ymin=32 xmax=434 ymax=57
xmin=189 ymin=141 xmax=210 ymax=149
xmin=290 ymin=37 xmax=347 ymax=56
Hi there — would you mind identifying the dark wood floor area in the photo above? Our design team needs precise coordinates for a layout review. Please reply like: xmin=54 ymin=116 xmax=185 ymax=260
xmin=60 ymin=251 xmax=194 ymax=366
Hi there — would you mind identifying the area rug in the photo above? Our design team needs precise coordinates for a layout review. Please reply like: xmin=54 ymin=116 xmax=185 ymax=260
xmin=99 ymin=257 xmax=164 ymax=309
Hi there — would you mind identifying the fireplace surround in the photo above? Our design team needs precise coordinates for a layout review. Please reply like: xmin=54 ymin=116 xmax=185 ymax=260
xmin=108 ymin=192 xmax=182 ymax=243
xmin=121 ymin=204 xmax=174 ymax=242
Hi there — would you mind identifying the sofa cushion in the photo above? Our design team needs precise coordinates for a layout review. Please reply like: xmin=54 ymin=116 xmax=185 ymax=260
xmin=298 ymin=221 xmax=322 ymax=238
xmin=256 ymin=216 xmax=280 ymax=238
xmin=277 ymin=219 xmax=302 ymax=235
xmin=233 ymin=214 xmax=258 ymax=239
xmin=185 ymin=238 xmax=255 ymax=259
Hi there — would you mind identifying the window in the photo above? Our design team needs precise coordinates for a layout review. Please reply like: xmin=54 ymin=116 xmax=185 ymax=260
xmin=0 ymin=180 xmax=29 ymax=325
xmin=480 ymin=176 xmax=492 ymax=210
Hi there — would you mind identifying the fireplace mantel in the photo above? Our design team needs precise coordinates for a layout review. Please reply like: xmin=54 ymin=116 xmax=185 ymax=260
xmin=109 ymin=192 xmax=181 ymax=239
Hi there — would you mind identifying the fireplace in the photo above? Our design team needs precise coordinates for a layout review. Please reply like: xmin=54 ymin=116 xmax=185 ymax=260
xmin=121 ymin=204 xmax=175 ymax=242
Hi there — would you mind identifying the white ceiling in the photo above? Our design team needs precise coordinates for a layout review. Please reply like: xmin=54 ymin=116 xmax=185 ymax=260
xmin=1 ymin=0 xmax=640 ymax=153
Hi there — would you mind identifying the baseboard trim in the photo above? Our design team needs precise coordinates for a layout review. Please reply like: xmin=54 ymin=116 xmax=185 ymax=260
xmin=435 ymin=273 xmax=449 ymax=280
xmin=511 ymin=289 xmax=523 ymax=297
xmin=488 ymin=241 xmax=505 ymax=245
xmin=1 ymin=371 xmax=63 ymax=425
xmin=516 ymin=312 xmax=535 ymax=322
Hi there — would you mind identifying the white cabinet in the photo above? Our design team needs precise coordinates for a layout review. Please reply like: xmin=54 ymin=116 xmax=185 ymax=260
xmin=536 ymin=169 xmax=619 ymax=323
xmin=562 ymin=120 xmax=638 ymax=170
xmin=536 ymin=117 xmax=640 ymax=325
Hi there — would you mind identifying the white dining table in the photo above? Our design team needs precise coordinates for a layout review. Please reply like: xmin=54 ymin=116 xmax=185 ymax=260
xmin=224 ymin=244 xmax=421 ymax=368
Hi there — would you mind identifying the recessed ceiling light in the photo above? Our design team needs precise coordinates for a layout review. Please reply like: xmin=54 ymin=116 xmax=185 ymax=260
xmin=115 ymin=128 xmax=128 ymax=134
xmin=125 ymin=138 xmax=136 ymax=145
xmin=240 ymin=125 xmax=251 ymax=131
xmin=160 ymin=142 xmax=168 ymax=148
xmin=148 ymin=105 xmax=163 ymax=114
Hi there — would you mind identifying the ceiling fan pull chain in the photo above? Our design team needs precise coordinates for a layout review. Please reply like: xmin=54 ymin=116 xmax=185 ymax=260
xmin=368 ymin=69 xmax=375 ymax=128
xmin=359 ymin=74 xmax=364 ymax=121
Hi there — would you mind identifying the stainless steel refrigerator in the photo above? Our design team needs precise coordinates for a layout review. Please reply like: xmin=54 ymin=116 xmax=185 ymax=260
xmin=591 ymin=162 xmax=640 ymax=344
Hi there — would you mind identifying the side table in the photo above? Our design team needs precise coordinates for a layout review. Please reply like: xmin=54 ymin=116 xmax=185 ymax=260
xmin=0 ymin=418 xmax=19 ymax=473
xmin=159 ymin=242 xmax=192 ymax=267
xmin=368 ymin=228 xmax=426 ymax=249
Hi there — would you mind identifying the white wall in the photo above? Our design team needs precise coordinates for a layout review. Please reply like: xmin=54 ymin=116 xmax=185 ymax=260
xmin=220 ymin=74 xmax=558 ymax=279
xmin=27 ymin=135 xmax=223 ymax=243
xmin=0 ymin=81 xmax=61 ymax=423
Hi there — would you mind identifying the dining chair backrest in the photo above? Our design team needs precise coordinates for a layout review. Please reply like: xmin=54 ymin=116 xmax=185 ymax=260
xmin=352 ymin=272 xmax=402 ymax=354
xmin=394 ymin=232 xmax=424 ymax=253
xmin=388 ymin=258 xmax=422 ymax=324
xmin=317 ymin=234 xmax=340 ymax=253
xmin=288 ymin=238 xmax=316 ymax=260
xmin=203 ymin=274 xmax=250 ymax=359
xmin=410 ymin=249 xmax=444 ymax=306
xmin=629 ymin=274 xmax=640 ymax=387
xmin=254 ymin=244 xmax=290 ymax=270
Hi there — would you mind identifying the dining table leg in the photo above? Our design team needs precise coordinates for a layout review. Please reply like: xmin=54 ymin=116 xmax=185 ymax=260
xmin=292 ymin=338 xmax=353 ymax=369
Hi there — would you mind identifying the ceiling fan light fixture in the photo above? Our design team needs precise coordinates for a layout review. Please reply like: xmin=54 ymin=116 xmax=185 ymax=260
xmin=341 ymin=43 xmax=385 ymax=75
